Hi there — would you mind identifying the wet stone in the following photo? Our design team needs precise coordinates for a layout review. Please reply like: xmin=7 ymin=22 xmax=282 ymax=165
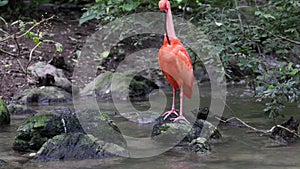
xmin=33 ymin=133 xmax=128 ymax=161
xmin=0 ymin=159 xmax=8 ymax=166
xmin=13 ymin=112 xmax=84 ymax=152
xmin=0 ymin=98 xmax=10 ymax=126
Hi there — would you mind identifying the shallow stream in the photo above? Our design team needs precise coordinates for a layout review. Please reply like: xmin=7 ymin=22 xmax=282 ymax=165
xmin=1 ymin=85 xmax=300 ymax=169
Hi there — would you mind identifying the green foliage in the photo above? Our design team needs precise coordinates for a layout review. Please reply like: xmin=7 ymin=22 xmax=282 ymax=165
xmin=80 ymin=0 xmax=142 ymax=24
xmin=80 ymin=0 xmax=300 ymax=120
xmin=187 ymin=0 xmax=300 ymax=119
xmin=0 ymin=0 xmax=8 ymax=7
xmin=0 ymin=16 xmax=62 ymax=74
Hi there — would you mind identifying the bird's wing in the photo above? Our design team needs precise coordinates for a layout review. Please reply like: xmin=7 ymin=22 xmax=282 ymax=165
xmin=174 ymin=44 xmax=194 ymax=98
xmin=158 ymin=39 xmax=194 ymax=98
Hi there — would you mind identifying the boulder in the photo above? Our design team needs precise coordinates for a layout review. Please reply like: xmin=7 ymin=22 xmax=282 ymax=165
xmin=80 ymin=71 xmax=158 ymax=100
xmin=0 ymin=98 xmax=10 ymax=125
xmin=28 ymin=62 xmax=72 ymax=93
xmin=33 ymin=133 xmax=128 ymax=161
xmin=12 ymin=86 xmax=72 ymax=105
xmin=151 ymin=111 xmax=221 ymax=155
xmin=75 ymin=109 xmax=126 ymax=147
xmin=13 ymin=112 xmax=84 ymax=152
xmin=7 ymin=104 xmax=37 ymax=116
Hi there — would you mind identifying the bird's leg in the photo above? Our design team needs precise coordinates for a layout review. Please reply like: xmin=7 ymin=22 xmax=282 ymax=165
xmin=170 ymin=86 xmax=190 ymax=124
xmin=162 ymin=87 xmax=178 ymax=119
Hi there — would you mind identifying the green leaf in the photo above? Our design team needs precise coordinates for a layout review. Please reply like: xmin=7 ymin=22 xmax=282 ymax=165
xmin=122 ymin=3 xmax=134 ymax=11
xmin=55 ymin=43 xmax=62 ymax=52
xmin=79 ymin=10 xmax=98 ymax=25
xmin=268 ymin=84 xmax=274 ymax=89
xmin=288 ymin=62 xmax=293 ymax=70
xmin=97 ymin=65 xmax=104 ymax=70
xmin=33 ymin=37 xmax=40 ymax=44
xmin=76 ymin=50 xmax=81 ymax=57
xmin=0 ymin=0 xmax=8 ymax=7
xmin=101 ymin=51 xmax=110 ymax=58
xmin=215 ymin=21 xmax=223 ymax=26
xmin=287 ymin=69 xmax=299 ymax=76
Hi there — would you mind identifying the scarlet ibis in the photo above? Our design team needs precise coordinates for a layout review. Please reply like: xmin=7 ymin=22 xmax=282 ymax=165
xmin=158 ymin=0 xmax=194 ymax=123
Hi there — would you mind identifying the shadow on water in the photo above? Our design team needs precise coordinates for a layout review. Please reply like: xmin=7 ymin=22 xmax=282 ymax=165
xmin=1 ymin=85 xmax=300 ymax=169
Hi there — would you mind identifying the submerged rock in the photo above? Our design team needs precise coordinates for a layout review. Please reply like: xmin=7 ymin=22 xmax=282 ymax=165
xmin=34 ymin=133 xmax=128 ymax=161
xmin=12 ymin=86 xmax=72 ymax=105
xmin=75 ymin=109 xmax=126 ymax=147
xmin=188 ymin=137 xmax=211 ymax=155
xmin=13 ymin=112 xmax=83 ymax=152
xmin=120 ymin=111 xmax=160 ymax=124
xmin=80 ymin=71 xmax=158 ymax=100
xmin=152 ymin=112 xmax=221 ymax=155
xmin=0 ymin=98 xmax=10 ymax=125
xmin=28 ymin=62 xmax=72 ymax=93
xmin=270 ymin=116 xmax=299 ymax=145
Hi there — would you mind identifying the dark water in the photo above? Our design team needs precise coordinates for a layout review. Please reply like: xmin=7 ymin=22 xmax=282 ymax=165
xmin=1 ymin=85 xmax=300 ymax=169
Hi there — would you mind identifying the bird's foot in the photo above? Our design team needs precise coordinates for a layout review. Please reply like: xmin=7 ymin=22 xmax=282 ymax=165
xmin=162 ymin=109 xmax=178 ymax=120
xmin=171 ymin=115 xmax=190 ymax=124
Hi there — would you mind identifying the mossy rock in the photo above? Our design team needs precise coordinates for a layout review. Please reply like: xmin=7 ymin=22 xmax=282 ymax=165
xmin=0 ymin=98 xmax=10 ymax=126
xmin=80 ymin=71 xmax=158 ymax=100
xmin=12 ymin=86 xmax=72 ymax=105
xmin=75 ymin=109 xmax=126 ymax=147
xmin=7 ymin=104 xmax=37 ymax=115
xmin=151 ymin=112 xmax=221 ymax=154
xmin=34 ymin=133 xmax=128 ymax=161
xmin=13 ymin=113 xmax=84 ymax=152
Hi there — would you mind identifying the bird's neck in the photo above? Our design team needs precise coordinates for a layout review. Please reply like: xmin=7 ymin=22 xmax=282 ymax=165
xmin=166 ymin=8 xmax=176 ymax=39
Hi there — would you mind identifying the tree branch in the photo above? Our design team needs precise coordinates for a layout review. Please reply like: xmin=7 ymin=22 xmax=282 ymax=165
xmin=215 ymin=116 xmax=300 ymax=138
xmin=249 ymin=26 xmax=300 ymax=45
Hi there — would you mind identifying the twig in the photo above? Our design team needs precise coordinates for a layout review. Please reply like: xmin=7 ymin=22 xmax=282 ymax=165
xmin=275 ymin=125 xmax=300 ymax=138
xmin=0 ymin=48 xmax=18 ymax=57
xmin=216 ymin=116 xmax=267 ymax=133
xmin=0 ymin=15 xmax=55 ymax=43
xmin=16 ymin=15 xmax=55 ymax=39
xmin=25 ymin=41 xmax=42 ymax=71
xmin=216 ymin=116 xmax=300 ymax=138
xmin=234 ymin=0 xmax=244 ymax=32
xmin=249 ymin=25 xmax=300 ymax=45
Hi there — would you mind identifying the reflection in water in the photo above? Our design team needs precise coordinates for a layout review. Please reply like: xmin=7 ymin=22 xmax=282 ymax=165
xmin=1 ymin=86 xmax=300 ymax=169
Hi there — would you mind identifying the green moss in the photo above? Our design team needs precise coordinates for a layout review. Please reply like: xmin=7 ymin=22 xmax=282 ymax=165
xmin=0 ymin=98 xmax=10 ymax=125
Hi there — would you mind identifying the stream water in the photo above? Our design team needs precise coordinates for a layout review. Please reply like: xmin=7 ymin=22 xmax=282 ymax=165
xmin=1 ymin=85 xmax=300 ymax=169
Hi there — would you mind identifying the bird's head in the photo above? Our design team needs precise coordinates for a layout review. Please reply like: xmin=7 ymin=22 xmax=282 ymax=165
xmin=159 ymin=0 xmax=170 ymax=12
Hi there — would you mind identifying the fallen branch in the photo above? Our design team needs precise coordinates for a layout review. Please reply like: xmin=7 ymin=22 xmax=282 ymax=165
xmin=215 ymin=116 xmax=268 ymax=133
xmin=215 ymin=116 xmax=300 ymax=138
xmin=274 ymin=125 xmax=300 ymax=138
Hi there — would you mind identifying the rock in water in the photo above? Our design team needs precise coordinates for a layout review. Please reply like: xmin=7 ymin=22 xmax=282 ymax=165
xmin=13 ymin=113 xmax=84 ymax=152
xmin=151 ymin=113 xmax=221 ymax=155
xmin=270 ymin=116 xmax=299 ymax=144
xmin=80 ymin=71 xmax=158 ymax=100
xmin=0 ymin=98 xmax=10 ymax=125
xmin=34 ymin=133 xmax=128 ymax=161
xmin=7 ymin=104 xmax=37 ymax=116
xmin=12 ymin=86 xmax=72 ymax=105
